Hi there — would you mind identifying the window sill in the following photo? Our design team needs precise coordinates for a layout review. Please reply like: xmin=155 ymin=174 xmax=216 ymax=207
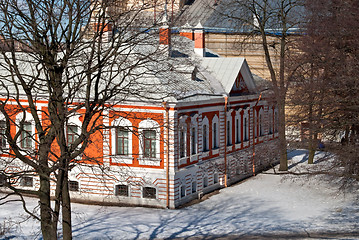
xmin=111 ymin=156 xmax=134 ymax=165
xmin=190 ymin=154 xmax=199 ymax=162
xmin=201 ymin=151 xmax=209 ymax=158
xmin=138 ymin=158 xmax=161 ymax=166
xmin=179 ymin=157 xmax=187 ymax=165
xmin=212 ymin=148 xmax=219 ymax=155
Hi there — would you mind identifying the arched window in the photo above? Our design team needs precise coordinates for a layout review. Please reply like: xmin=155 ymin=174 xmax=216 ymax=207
xmin=203 ymin=176 xmax=208 ymax=188
xmin=66 ymin=114 xmax=82 ymax=148
xmin=192 ymin=181 xmax=197 ymax=193
xmin=178 ymin=116 xmax=187 ymax=159
xmin=16 ymin=112 xmax=35 ymax=150
xmin=274 ymin=110 xmax=279 ymax=133
xmin=258 ymin=108 xmax=264 ymax=136
xmin=243 ymin=110 xmax=249 ymax=141
xmin=202 ymin=116 xmax=209 ymax=152
xmin=226 ymin=110 xmax=233 ymax=146
xmin=139 ymin=119 xmax=160 ymax=159
xmin=180 ymin=184 xmax=186 ymax=198
xmin=190 ymin=115 xmax=198 ymax=155
xmin=212 ymin=115 xmax=219 ymax=149
xmin=0 ymin=115 xmax=7 ymax=149
xmin=235 ymin=110 xmax=242 ymax=144
xmin=112 ymin=117 xmax=133 ymax=156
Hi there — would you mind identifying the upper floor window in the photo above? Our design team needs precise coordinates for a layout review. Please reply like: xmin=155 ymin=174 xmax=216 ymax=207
xmin=259 ymin=112 xmax=264 ymax=136
xmin=116 ymin=127 xmax=129 ymax=155
xmin=244 ymin=116 xmax=249 ymax=141
xmin=112 ymin=117 xmax=133 ymax=157
xmin=179 ymin=128 xmax=186 ymax=158
xmin=0 ymin=121 xmax=7 ymax=148
xmin=67 ymin=125 xmax=78 ymax=145
xmin=212 ymin=115 xmax=219 ymax=149
xmin=203 ymin=125 xmax=208 ymax=151
xmin=235 ymin=118 xmax=241 ymax=144
xmin=227 ymin=120 xmax=232 ymax=146
xmin=143 ymin=130 xmax=156 ymax=158
xmin=20 ymin=122 xmax=32 ymax=149
xmin=191 ymin=127 xmax=197 ymax=155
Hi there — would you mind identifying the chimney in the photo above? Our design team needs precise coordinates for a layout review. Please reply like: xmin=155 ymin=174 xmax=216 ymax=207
xmin=159 ymin=15 xmax=171 ymax=46
xmin=194 ymin=22 xmax=205 ymax=57
xmin=180 ymin=23 xmax=194 ymax=40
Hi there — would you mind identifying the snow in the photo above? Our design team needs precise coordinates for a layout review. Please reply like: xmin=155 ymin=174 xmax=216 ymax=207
xmin=1 ymin=150 xmax=359 ymax=239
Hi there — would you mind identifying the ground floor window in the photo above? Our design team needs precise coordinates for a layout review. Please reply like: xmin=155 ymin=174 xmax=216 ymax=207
xmin=192 ymin=181 xmax=197 ymax=193
xmin=69 ymin=180 xmax=79 ymax=192
xmin=115 ymin=184 xmax=129 ymax=197
xmin=203 ymin=176 xmax=208 ymax=188
xmin=20 ymin=176 xmax=33 ymax=187
xmin=181 ymin=185 xmax=186 ymax=198
xmin=143 ymin=187 xmax=156 ymax=199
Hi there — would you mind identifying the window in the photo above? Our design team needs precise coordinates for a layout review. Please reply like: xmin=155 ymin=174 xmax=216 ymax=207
xmin=20 ymin=122 xmax=32 ymax=149
xmin=235 ymin=118 xmax=241 ymax=144
xmin=0 ymin=121 xmax=6 ymax=148
xmin=20 ymin=176 xmax=33 ymax=187
xmin=180 ymin=185 xmax=186 ymax=198
xmin=143 ymin=130 xmax=156 ymax=158
xmin=213 ymin=122 xmax=218 ymax=149
xmin=143 ymin=187 xmax=156 ymax=199
xmin=259 ymin=113 xmax=264 ymax=136
xmin=191 ymin=127 xmax=197 ymax=155
xmin=203 ymin=176 xmax=208 ymax=188
xmin=67 ymin=125 xmax=78 ymax=145
xmin=244 ymin=117 xmax=248 ymax=141
xmin=179 ymin=128 xmax=186 ymax=158
xmin=227 ymin=120 xmax=232 ymax=146
xmin=0 ymin=174 xmax=6 ymax=186
xmin=203 ymin=125 xmax=208 ymax=151
xmin=69 ymin=180 xmax=79 ymax=192
xmin=214 ymin=173 xmax=219 ymax=184
xmin=192 ymin=181 xmax=197 ymax=193
xmin=115 ymin=184 xmax=129 ymax=196
xmin=116 ymin=127 xmax=129 ymax=155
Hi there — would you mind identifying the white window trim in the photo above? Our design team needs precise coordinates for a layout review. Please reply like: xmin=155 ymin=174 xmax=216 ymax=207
xmin=142 ymin=186 xmax=157 ymax=199
xmin=138 ymin=119 xmax=161 ymax=165
xmin=111 ymin=117 xmax=133 ymax=164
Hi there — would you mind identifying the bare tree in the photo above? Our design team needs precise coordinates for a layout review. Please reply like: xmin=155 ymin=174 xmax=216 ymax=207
xmin=216 ymin=0 xmax=305 ymax=171
xmin=288 ymin=0 xmax=359 ymax=182
xmin=0 ymin=0 xmax=178 ymax=239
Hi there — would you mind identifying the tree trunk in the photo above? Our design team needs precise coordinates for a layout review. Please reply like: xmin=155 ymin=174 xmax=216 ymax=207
xmin=278 ymin=98 xmax=288 ymax=171
xmin=62 ymin=169 xmax=72 ymax=240
xmin=39 ymin=175 xmax=58 ymax=240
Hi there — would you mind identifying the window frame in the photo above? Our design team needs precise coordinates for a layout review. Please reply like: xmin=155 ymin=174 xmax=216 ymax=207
xmin=115 ymin=184 xmax=129 ymax=197
xmin=143 ymin=186 xmax=157 ymax=199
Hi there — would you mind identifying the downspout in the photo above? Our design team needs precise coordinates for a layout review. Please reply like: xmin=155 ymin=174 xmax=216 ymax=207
xmin=224 ymin=96 xmax=228 ymax=187
xmin=163 ymin=102 xmax=170 ymax=208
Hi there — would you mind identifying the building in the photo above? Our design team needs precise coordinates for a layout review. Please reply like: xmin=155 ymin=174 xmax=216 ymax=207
xmin=0 ymin=20 xmax=279 ymax=209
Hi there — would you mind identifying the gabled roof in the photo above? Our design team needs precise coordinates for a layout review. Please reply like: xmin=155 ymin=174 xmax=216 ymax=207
xmin=199 ymin=57 xmax=257 ymax=95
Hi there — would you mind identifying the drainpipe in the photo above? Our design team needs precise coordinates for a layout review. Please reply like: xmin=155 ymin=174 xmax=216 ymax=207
xmin=252 ymin=93 xmax=262 ymax=176
xmin=163 ymin=102 xmax=170 ymax=208
xmin=224 ymin=96 xmax=228 ymax=187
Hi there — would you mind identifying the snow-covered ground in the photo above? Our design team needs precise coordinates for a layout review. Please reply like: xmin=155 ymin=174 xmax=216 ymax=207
xmin=1 ymin=150 xmax=359 ymax=239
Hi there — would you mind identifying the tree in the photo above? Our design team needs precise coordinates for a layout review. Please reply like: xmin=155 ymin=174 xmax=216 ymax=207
xmin=218 ymin=0 xmax=305 ymax=171
xmin=0 ymin=0 xmax=176 ymax=239
xmin=288 ymin=0 xmax=359 ymax=181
